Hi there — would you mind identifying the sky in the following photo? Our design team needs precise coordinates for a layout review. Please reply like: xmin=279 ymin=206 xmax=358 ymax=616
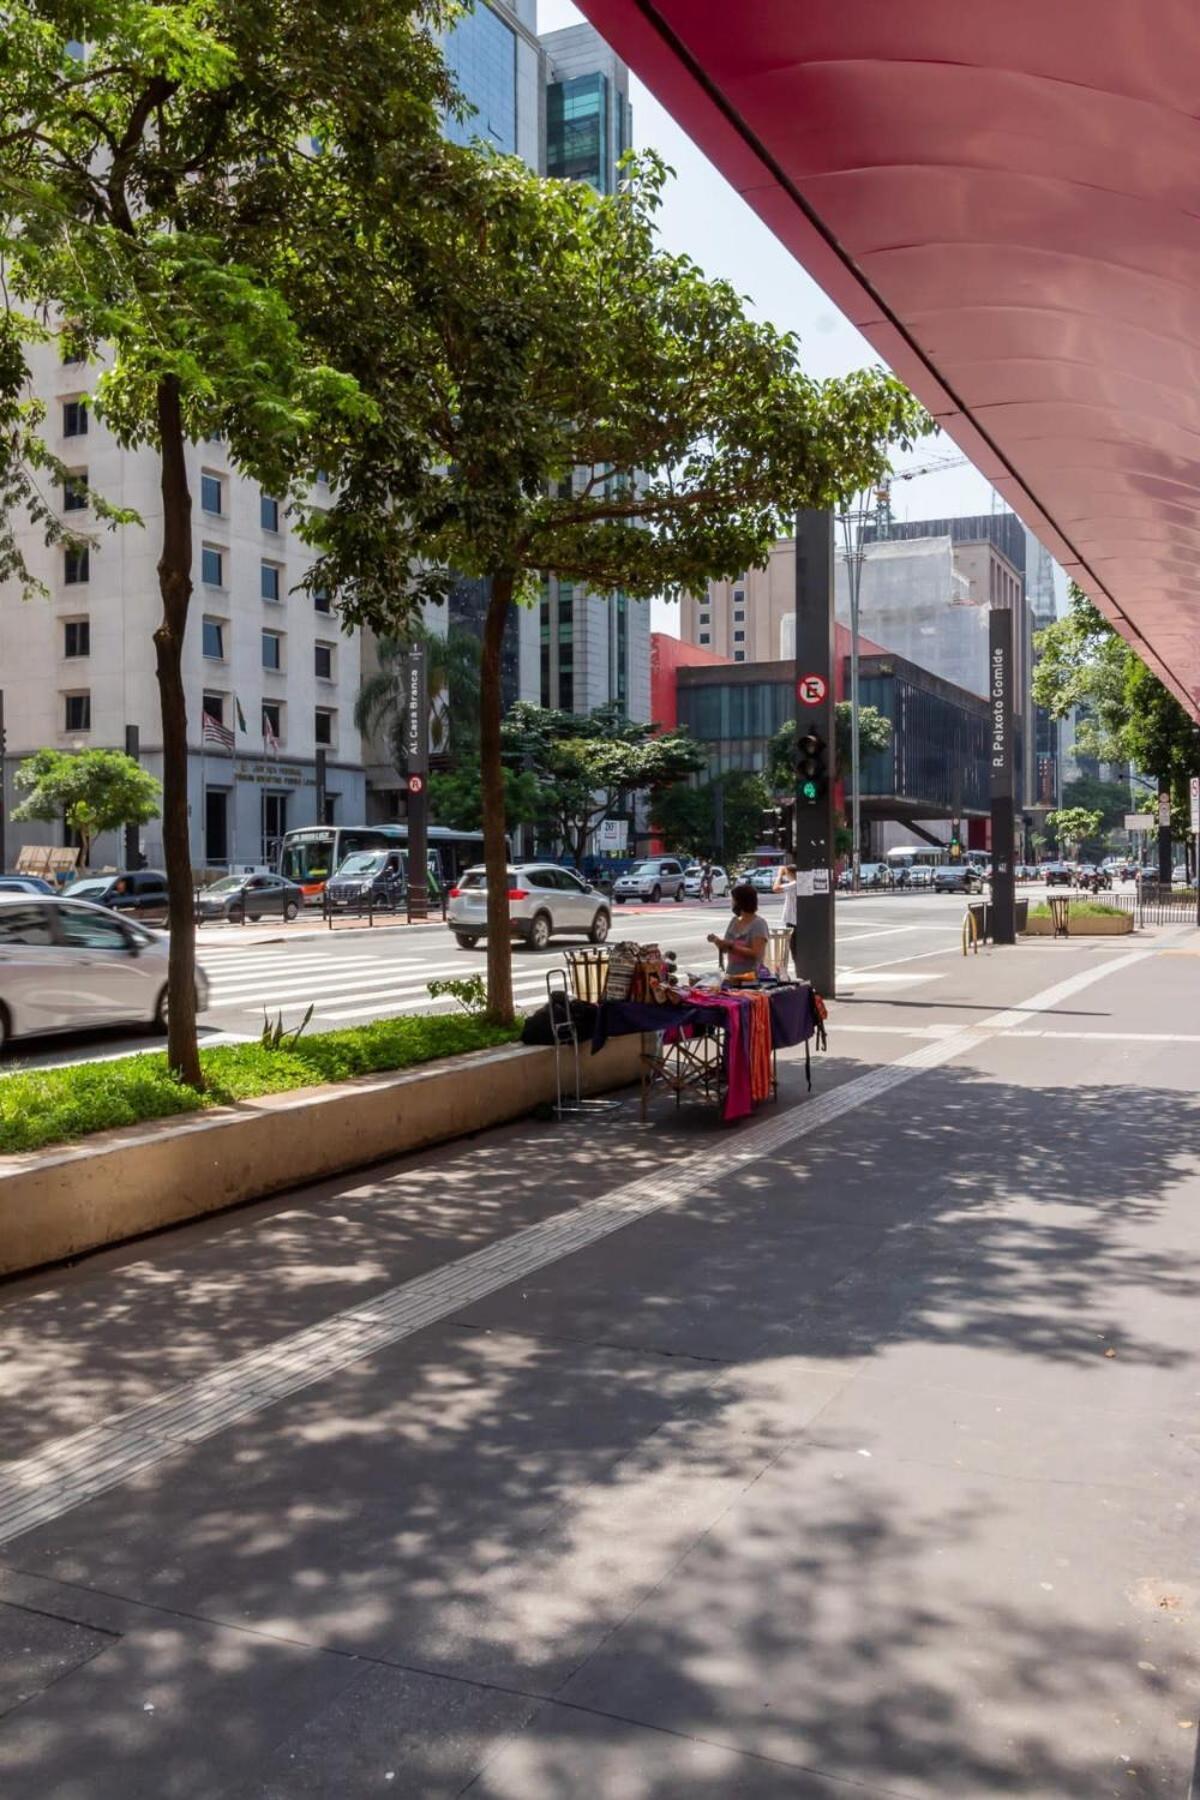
xmin=535 ymin=0 xmax=1026 ymax=630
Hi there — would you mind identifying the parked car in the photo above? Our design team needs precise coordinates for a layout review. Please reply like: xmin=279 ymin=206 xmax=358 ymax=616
xmin=64 ymin=869 xmax=170 ymax=926
xmin=195 ymin=871 xmax=303 ymax=924
xmin=0 ymin=894 xmax=210 ymax=1052
xmin=0 ymin=875 xmax=56 ymax=896
xmin=1172 ymin=862 xmax=1190 ymax=885
xmin=448 ymin=863 xmax=610 ymax=951
xmin=1042 ymin=861 xmax=1073 ymax=886
xmin=323 ymin=848 xmax=406 ymax=913
xmin=612 ymin=857 xmax=687 ymax=904
xmin=858 ymin=862 xmax=895 ymax=889
xmin=933 ymin=865 xmax=984 ymax=895
xmin=683 ymin=863 xmax=730 ymax=899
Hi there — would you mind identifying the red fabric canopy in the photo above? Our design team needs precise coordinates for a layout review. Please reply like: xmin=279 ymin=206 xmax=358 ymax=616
xmin=580 ymin=0 xmax=1200 ymax=719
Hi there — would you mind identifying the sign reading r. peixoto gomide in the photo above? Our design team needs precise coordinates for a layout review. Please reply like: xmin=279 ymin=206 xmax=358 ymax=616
xmin=988 ymin=608 xmax=1016 ymax=946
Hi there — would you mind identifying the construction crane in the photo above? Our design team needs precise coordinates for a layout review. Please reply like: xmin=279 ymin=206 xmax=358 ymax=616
xmin=873 ymin=453 xmax=972 ymax=539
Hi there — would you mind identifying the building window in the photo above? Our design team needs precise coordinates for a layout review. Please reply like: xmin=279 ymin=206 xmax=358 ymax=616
xmin=733 ymin=590 xmax=745 ymax=605
xmin=201 ymin=545 xmax=224 ymax=586
xmin=261 ymin=629 xmax=282 ymax=671
xmin=547 ymin=71 xmax=610 ymax=191
xmin=63 ymin=619 xmax=90 ymax=658
xmin=202 ymin=617 xmax=225 ymax=660
xmin=442 ymin=1 xmax=518 ymax=155
xmin=262 ymin=699 xmax=283 ymax=745
xmin=202 ymin=691 xmax=226 ymax=727
xmin=63 ymin=470 xmax=87 ymax=511
xmin=734 ymin=609 xmax=745 ymax=623
xmin=314 ymin=706 xmax=335 ymax=746
xmin=64 ymin=545 xmax=89 ymax=584
xmin=733 ymin=629 xmax=745 ymax=642
xmin=699 ymin=612 xmax=710 ymax=625
xmin=260 ymin=493 xmax=280 ymax=532
xmin=200 ymin=471 xmax=223 ymax=516
xmin=260 ymin=562 xmax=281 ymax=603
xmin=734 ymin=650 xmax=745 ymax=662
xmin=64 ymin=692 xmax=91 ymax=731
xmin=60 ymin=332 xmax=85 ymax=365
xmin=62 ymin=399 xmax=87 ymax=437
xmin=314 ymin=642 xmax=333 ymax=680
xmin=313 ymin=585 xmax=331 ymax=614
xmin=699 ymin=633 xmax=711 ymax=645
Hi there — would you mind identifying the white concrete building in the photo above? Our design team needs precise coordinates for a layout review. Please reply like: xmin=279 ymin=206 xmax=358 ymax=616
xmin=0 ymin=336 xmax=363 ymax=871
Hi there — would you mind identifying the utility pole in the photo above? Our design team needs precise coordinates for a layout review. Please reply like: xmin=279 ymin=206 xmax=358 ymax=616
xmin=0 ymin=690 xmax=6 ymax=875
xmin=791 ymin=510 xmax=836 ymax=995
xmin=836 ymin=497 xmax=871 ymax=893
xmin=404 ymin=642 xmax=429 ymax=920
xmin=1157 ymin=783 xmax=1172 ymax=885
xmin=124 ymin=724 xmax=140 ymax=867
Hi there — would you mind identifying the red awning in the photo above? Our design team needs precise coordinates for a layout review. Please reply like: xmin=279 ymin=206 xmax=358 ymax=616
xmin=580 ymin=0 xmax=1200 ymax=720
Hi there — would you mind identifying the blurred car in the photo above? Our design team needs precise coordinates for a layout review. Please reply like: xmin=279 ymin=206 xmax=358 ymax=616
xmin=683 ymin=863 xmax=730 ymax=899
xmin=64 ymin=869 xmax=170 ymax=926
xmin=1172 ymin=862 xmax=1190 ymax=885
xmin=933 ymin=865 xmax=984 ymax=895
xmin=0 ymin=874 xmax=56 ymax=896
xmin=746 ymin=865 xmax=780 ymax=892
xmin=612 ymin=858 xmax=687 ymax=903
xmin=896 ymin=865 xmax=934 ymax=889
xmin=195 ymin=871 xmax=303 ymax=924
xmin=1042 ymin=861 xmax=1073 ymax=886
xmin=0 ymin=893 xmax=210 ymax=1052
xmin=448 ymin=863 xmax=610 ymax=951
xmin=323 ymin=848 xmax=406 ymax=913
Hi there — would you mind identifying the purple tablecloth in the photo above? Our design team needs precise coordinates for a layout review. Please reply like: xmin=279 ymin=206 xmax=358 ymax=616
xmin=592 ymin=983 xmax=815 ymax=1053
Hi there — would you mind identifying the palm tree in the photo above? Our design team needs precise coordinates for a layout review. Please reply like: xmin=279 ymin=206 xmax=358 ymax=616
xmin=355 ymin=624 xmax=482 ymax=771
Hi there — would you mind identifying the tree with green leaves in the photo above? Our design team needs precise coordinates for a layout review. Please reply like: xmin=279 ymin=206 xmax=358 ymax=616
xmin=653 ymin=768 xmax=771 ymax=867
xmin=12 ymin=748 xmax=160 ymax=868
xmin=0 ymin=0 xmax=455 ymax=1083
xmin=1060 ymin=775 xmax=1129 ymax=836
xmin=313 ymin=151 xmax=929 ymax=1021
xmin=500 ymin=702 xmax=707 ymax=870
xmin=1046 ymin=806 xmax=1104 ymax=859
xmin=427 ymin=766 xmax=545 ymax=838
xmin=1034 ymin=586 xmax=1200 ymax=837
xmin=765 ymin=703 xmax=893 ymax=796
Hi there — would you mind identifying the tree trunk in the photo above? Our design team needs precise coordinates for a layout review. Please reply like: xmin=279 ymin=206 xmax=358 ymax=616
xmin=481 ymin=575 xmax=514 ymax=1024
xmin=153 ymin=375 xmax=202 ymax=1087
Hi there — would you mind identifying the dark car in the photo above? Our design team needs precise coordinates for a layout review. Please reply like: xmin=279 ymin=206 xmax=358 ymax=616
xmin=0 ymin=874 xmax=56 ymax=896
xmin=324 ymin=848 xmax=407 ymax=913
xmin=196 ymin=871 xmax=303 ymax=924
xmin=933 ymin=865 xmax=983 ymax=895
xmin=64 ymin=869 xmax=170 ymax=925
xmin=1042 ymin=861 xmax=1073 ymax=886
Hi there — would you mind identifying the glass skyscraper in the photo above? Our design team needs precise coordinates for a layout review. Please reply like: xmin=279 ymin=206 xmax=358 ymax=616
xmin=443 ymin=2 xmax=518 ymax=155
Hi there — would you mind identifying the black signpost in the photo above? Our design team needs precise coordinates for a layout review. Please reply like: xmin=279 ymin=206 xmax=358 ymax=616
xmin=1157 ymin=785 xmax=1172 ymax=886
xmin=791 ymin=510 xmax=836 ymax=995
xmin=989 ymin=607 xmax=1016 ymax=945
xmin=405 ymin=643 xmax=429 ymax=920
xmin=123 ymin=724 xmax=141 ymax=867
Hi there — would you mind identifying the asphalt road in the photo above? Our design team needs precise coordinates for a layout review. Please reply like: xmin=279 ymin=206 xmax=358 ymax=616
xmin=2 ymin=890 xmax=1027 ymax=1073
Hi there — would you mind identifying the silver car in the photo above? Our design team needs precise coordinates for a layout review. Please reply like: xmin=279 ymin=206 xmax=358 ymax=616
xmin=612 ymin=858 xmax=687 ymax=904
xmin=447 ymin=864 xmax=610 ymax=951
xmin=0 ymin=894 xmax=210 ymax=1052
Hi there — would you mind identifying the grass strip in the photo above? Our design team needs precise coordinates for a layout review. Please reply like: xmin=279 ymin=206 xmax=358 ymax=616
xmin=0 ymin=1014 xmax=522 ymax=1156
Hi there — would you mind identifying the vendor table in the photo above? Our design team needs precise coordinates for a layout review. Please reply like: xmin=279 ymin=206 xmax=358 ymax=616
xmin=593 ymin=984 xmax=816 ymax=1123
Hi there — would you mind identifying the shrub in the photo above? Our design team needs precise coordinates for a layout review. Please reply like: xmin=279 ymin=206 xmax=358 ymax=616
xmin=0 ymin=1014 xmax=521 ymax=1155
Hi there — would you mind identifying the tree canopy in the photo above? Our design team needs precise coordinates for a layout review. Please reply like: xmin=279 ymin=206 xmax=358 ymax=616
xmin=307 ymin=148 xmax=930 ymax=1018
xmin=766 ymin=703 xmax=893 ymax=797
xmin=1046 ymin=806 xmax=1104 ymax=857
xmin=653 ymin=769 xmax=771 ymax=867
xmin=12 ymin=748 xmax=160 ymax=866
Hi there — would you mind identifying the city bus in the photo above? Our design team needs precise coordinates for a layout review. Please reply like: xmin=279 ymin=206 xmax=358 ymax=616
xmin=278 ymin=824 xmax=503 ymax=903
xmin=885 ymin=844 xmax=951 ymax=875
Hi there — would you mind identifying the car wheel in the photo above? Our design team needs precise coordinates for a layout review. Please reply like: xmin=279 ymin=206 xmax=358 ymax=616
xmin=590 ymin=908 xmax=610 ymax=945
xmin=650 ymin=885 xmax=661 ymax=904
xmin=248 ymin=914 xmax=262 ymax=923
xmin=284 ymin=901 xmax=299 ymax=922
xmin=153 ymin=986 xmax=169 ymax=1033
xmin=674 ymin=885 xmax=684 ymax=902
xmin=454 ymin=933 xmax=480 ymax=949
xmin=527 ymin=912 xmax=552 ymax=952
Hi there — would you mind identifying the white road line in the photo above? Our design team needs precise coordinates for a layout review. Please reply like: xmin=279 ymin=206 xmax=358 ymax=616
xmin=0 ymin=943 xmax=1157 ymax=1546
xmin=1005 ymin=1029 xmax=1200 ymax=1043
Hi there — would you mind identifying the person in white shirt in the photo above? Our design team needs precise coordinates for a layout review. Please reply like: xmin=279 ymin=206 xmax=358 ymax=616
xmin=773 ymin=862 xmax=799 ymax=977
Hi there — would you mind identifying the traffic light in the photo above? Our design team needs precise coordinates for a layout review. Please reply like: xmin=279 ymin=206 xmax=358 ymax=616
xmin=796 ymin=731 xmax=827 ymax=806
xmin=759 ymin=807 xmax=781 ymax=845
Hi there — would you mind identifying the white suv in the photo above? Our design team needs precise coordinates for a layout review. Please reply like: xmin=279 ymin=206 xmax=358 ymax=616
xmin=447 ymin=864 xmax=610 ymax=952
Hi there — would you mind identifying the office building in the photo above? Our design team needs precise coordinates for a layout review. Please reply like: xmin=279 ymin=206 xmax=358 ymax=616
xmin=0 ymin=339 xmax=362 ymax=871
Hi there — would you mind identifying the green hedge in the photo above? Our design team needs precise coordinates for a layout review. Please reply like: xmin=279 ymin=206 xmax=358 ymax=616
xmin=0 ymin=1013 xmax=521 ymax=1156
xmin=1028 ymin=900 xmax=1127 ymax=919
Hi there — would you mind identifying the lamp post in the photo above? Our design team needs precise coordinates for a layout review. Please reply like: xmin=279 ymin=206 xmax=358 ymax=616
xmin=836 ymin=497 xmax=871 ymax=893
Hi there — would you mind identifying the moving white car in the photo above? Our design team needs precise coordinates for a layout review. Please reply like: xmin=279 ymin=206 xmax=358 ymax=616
xmin=0 ymin=894 xmax=210 ymax=1053
xmin=447 ymin=863 xmax=610 ymax=951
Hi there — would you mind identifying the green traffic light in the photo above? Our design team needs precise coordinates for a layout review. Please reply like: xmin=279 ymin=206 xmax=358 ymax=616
xmin=801 ymin=779 xmax=818 ymax=801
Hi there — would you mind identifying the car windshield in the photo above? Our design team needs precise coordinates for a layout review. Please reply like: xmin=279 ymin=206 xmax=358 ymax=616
xmin=337 ymin=852 xmax=387 ymax=877
xmin=64 ymin=879 xmax=109 ymax=897
xmin=205 ymin=876 xmax=245 ymax=894
xmin=630 ymin=863 xmax=661 ymax=875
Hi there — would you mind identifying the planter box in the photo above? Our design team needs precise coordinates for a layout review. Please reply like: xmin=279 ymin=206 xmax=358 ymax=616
xmin=1023 ymin=912 xmax=1133 ymax=936
xmin=0 ymin=1036 xmax=642 ymax=1279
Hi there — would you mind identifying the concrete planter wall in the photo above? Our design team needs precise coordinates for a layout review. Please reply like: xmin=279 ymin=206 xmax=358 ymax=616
xmin=0 ymin=1036 xmax=642 ymax=1279
xmin=1023 ymin=911 xmax=1134 ymax=936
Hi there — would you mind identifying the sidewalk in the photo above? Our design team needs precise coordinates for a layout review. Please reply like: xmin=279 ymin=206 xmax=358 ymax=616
xmin=0 ymin=929 xmax=1197 ymax=1796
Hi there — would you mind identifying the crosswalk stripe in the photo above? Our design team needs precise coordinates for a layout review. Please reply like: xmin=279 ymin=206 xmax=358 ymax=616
xmin=205 ymin=959 xmax=494 ymax=1004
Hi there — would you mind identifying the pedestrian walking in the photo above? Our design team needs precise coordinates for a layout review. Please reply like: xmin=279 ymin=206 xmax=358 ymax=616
xmin=700 ymin=859 xmax=714 ymax=903
xmin=773 ymin=862 xmax=800 ymax=977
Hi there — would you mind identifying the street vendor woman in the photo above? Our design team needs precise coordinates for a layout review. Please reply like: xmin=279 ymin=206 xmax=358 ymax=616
xmin=707 ymin=881 xmax=770 ymax=978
